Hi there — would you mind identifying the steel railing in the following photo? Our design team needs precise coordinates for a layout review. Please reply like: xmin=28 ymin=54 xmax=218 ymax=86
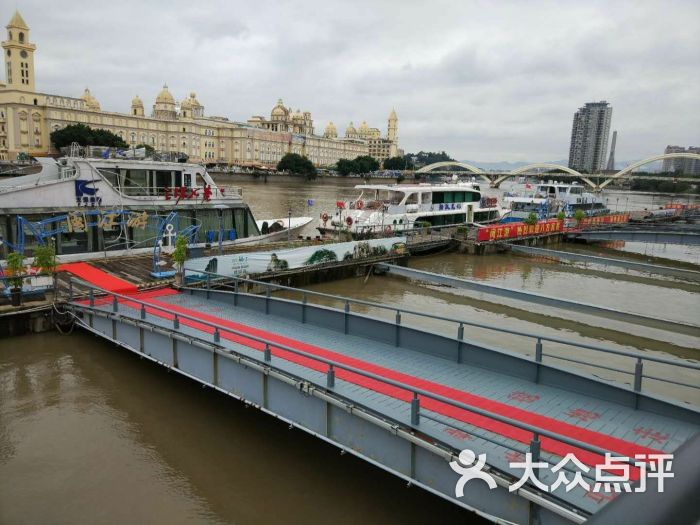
xmin=183 ymin=268 xmax=700 ymax=396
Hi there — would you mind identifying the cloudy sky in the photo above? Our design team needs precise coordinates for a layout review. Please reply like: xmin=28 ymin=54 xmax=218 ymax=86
xmin=13 ymin=0 xmax=700 ymax=163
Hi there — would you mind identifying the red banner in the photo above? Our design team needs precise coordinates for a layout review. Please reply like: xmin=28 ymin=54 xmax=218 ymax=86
xmin=577 ymin=213 xmax=629 ymax=228
xmin=476 ymin=219 xmax=563 ymax=242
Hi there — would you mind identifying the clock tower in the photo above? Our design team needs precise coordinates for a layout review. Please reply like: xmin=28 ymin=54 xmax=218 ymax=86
xmin=2 ymin=10 xmax=36 ymax=92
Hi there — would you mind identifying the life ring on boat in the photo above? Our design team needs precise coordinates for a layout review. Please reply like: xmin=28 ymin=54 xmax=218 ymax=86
xmin=345 ymin=216 xmax=354 ymax=227
xmin=321 ymin=212 xmax=329 ymax=223
xmin=384 ymin=225 xmax=392 ymax=235
xmin=356 ymin=200 xmax=364 ymax=210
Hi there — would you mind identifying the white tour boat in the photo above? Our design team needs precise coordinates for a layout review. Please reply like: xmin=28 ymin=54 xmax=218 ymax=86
xmin=318 ymin=177 xmax=508 ymax=237
xmin=0 ymin=147 xmax=312 ymax=260
xmin=503 ymin=181 xmax=609 ymax=220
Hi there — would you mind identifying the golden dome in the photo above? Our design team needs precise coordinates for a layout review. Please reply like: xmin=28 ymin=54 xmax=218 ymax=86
xmin=155 ymin=84 xmax=175 ymax=105
xmin=131 ymin=95 xmax=143 ymax=107
xmin=180 ymin=97 xmax=193 ymax=109
xmin=324 ymin=121 xmax=337 ymax=138
xmin=346 ymin=121 xmax=356 ymax=134
xmin=359 ymin=121 xmax=369 ymax=131
xmin=271 ymin=98 xmax=288 ymax=118
xmin=81 ymin=88 xmax=100 ymax=111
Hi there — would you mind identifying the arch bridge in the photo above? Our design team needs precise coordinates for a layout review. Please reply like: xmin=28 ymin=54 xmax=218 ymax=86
xmin=415 ymin=153 xmax=700 ymax=191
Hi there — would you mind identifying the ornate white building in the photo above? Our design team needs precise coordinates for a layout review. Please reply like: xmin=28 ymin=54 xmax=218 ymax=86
xmin=0 ymin=11 xmax=398 ymax=167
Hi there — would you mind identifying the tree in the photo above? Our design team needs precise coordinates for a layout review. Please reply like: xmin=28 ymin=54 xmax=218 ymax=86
xmin=277 ymin=153 xmax=317 ymax=178
xmin=353 ymin=155 xmax=379 ymax=174
xmin=383 ymin=156 xmax=407 ymax=170
xmin=33 ymin=241 xmax=58 ymax=275
xmin=404 ymin=151 xmax=455 ymax=168
xmin=50 ymin=123 xmax=128 ymax=149
xmin=336 ymin=158 xmax=355 ymax=176
xmin=574 ymin=209 xmax=586 ymax=223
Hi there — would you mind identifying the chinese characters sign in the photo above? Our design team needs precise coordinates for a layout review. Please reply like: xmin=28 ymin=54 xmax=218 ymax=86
xmin=476 ymin=219 xmax=563 ymax=242
xmin=577 ymin=213 xmax=629 ymax=228
xmin=164 ymin=185 xmax=214 ymax=202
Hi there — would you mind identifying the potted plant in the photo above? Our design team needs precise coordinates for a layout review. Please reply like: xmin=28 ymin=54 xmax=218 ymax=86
xmin=33 ymin=240 xmax=58 ymax=296
xmin=524 ymin=212 xmax=538 ymax=226
xmin=6 ymin=251 xmax=25 ymax=307
xmin=172 ymin=234 xmax=188 ymax=286
xmin=574 ymin=209 xmax=586 ymax=225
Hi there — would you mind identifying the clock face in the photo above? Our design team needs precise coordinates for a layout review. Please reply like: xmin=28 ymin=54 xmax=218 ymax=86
xmin=20 ymin=50 xmax=28 ymax=58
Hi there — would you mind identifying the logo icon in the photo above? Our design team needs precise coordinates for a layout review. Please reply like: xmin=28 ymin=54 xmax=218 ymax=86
xmin=450 ymin=449 xmax=497 ymax=497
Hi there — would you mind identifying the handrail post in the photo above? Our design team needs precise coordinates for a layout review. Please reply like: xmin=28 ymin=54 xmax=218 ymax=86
xmin=301 ymin=292 xmax=307 ymax=323
xmin=206 ymin=272 xmax=211 ymax=299
xmin=265 ymin=285 xmax=271 ymax=314
xmin=140 ymin=304 xmax=146 ymax=320
xmin=410 ymin=392 xmax=420 ymax=425
xmin=395 ymin=310 xmax=401 ymax=347
xmin=634 ymin=357 xmax=643 ymax=393
xmin=88 ymin=289 xmax=94 ymax=307
xmin=530 ymin=432 xmax=542 ymax=481
xmin=112 ymin=294 xmax=118 ymax=312
xmin=264 ymin=343 xmax=271 ymax=362
xmin=214 ymin=327 xmax=220 ymax=343
xmin=457 ymin=322 xmax=464 ymax=340
xmin=233 ymin=278 xmax=239 ymax=306
xmin=327 ymin=364 xmax=335 ymax=388
xmin=534 ymin=337 xmax=543 ymax=383
xmin=173 ymin=314 xmax=179 ymax=329
xmin=344 ymin=300 xmax=350 ymax=334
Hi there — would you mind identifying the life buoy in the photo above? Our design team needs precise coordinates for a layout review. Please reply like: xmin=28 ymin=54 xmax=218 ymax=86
xmin=345 ymin=216 xmax=354 ymax=227
xmin=321 ymin=212 xmax=329 ymax=223
xmin=356 ymin=200 xmax=364 ymax=210
xmin=384 ymin=225 xmax=392 ymax=235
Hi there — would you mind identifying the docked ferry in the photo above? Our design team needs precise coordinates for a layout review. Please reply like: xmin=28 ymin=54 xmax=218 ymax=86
xmin=0 ymin=148 xmax=311 ymax=259
xmin=503 ymin=181 xmax=609 ymax=220
xmin=318 ymin=178 xmax=507 ymax=237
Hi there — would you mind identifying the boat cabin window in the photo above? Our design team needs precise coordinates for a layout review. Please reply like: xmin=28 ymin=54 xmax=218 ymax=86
xmin=433 ymin=191 xmax=480 ymax=204
xmin=569 ymin=186 xmax=582 ymax=195
xmin=121 ymin=169 xmax=149 ymax=195
xmin=405 ymin=192 xmax=419 ymax=205
xmin=184 ymin=173 xmax=192 ymax=187
xmin=98 ymin=168 xmax=119 ymax=188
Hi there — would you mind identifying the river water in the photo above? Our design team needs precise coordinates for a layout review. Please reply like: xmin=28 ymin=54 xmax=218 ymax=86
xmin=1 ymin=175 xmax=699 ymax=523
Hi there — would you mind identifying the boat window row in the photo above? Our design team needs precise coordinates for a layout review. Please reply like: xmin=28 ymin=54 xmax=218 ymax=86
xmin=97 ymin=168 xmax=205 ymax=196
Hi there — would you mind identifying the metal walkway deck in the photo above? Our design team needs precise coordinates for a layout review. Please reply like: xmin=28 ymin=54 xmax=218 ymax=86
xmin=64 ymin=274 xmax=700 ymax=525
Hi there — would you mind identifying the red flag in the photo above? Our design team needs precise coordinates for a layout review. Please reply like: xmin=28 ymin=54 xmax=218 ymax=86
xmin=336 ymin=201 xmax=345 ymax=209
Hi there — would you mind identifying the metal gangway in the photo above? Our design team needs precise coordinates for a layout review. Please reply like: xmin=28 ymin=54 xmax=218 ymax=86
xmin=62 ymin=268 xmax=700 ymax=525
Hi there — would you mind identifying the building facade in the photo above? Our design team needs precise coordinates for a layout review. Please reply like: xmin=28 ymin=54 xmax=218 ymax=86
xmin=662 ymin=145 xmax=700 ymax=175
xmin=568 ymin=101 xmax=612 ymax=173
xmin=0 ymin=11 xmax=398 ymax=167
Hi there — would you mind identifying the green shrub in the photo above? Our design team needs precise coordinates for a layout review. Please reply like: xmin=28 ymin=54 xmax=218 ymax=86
xmin=6 ymin=251 xmax=25 ymax=289
xmin=524 ymin=212 xmax=538 ymax=226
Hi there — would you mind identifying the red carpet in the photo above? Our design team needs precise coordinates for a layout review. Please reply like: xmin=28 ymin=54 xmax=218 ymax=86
xmin=59 ymin=262 xmax=138 ymax=294
xmin=119 ymin=292 xmax=660 ymax=477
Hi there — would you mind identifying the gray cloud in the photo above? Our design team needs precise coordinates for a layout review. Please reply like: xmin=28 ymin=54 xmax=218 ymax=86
xmin=13 ymin=0 xmax=700 ymax=162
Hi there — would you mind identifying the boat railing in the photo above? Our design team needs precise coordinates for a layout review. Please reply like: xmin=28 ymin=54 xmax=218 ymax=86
xmin=186 ymin=268 xmax=700 ymax=400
